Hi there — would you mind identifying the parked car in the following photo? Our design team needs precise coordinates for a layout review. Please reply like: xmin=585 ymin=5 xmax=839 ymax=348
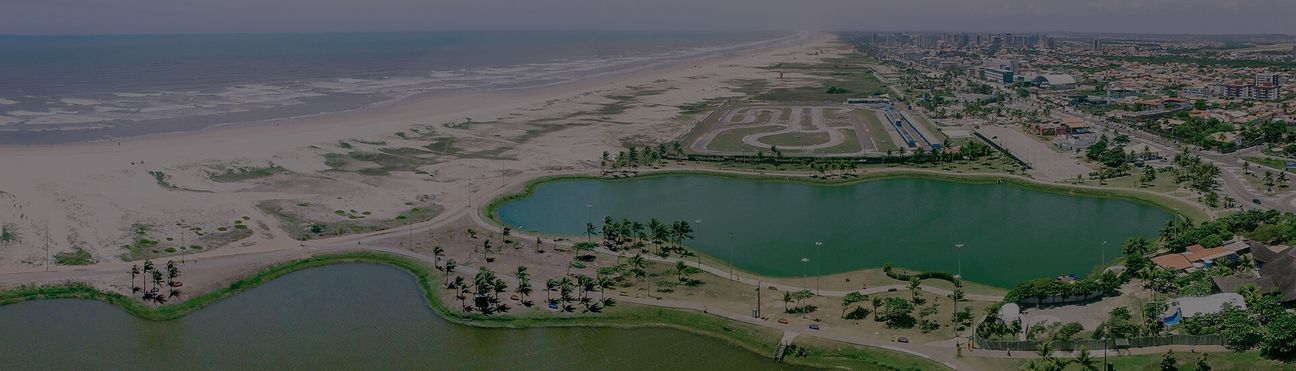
xmin=896 ymin=337 xmax=909 ymax=343
xmin=778 ymin=318 xmax=789 ymax=324
xmin=808 ymin=324 xmax=820 ymax=330
xmin=1253 ymin=198 xmax=1262 ymax=205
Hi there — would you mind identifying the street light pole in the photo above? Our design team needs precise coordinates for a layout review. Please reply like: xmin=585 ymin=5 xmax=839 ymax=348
xmin=815 ymin=241 xmax=823 ymax=294
xmin=728 ymin=232 xmax=735 ymax=281
xmin=954 ymin=243 xmax=964 ymax=281
xmin=694 ymin=219 xmax=703 ymax=266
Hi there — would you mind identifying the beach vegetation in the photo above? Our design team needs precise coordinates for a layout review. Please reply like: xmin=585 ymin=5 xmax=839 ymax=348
xmin=207 ymin=164 xmax=287 ymax=182
xmin=53 ymin=247 xmax=95 ymax=265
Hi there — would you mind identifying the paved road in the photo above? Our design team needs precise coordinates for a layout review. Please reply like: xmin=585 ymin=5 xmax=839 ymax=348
xmin=975 ymin=125 xmax=1091 ymax=181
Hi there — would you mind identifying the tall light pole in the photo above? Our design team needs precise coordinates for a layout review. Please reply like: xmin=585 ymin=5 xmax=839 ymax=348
xmin=1100 ymin=240 xmax=1108 ymax=268
xmin=954 ymin=243 xmax=965 ymax=281
xmin=728 ymin=232 xmax=735 ymax=281
xmin=800 ymin=257 xmax=809 ymax=291
xmin=815 ymin=241 xmax=823 ymax=294
xmin=694 ymin=219 xmax=703 ymax=266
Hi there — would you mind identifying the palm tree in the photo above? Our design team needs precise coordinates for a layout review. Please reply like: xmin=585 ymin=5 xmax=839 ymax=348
xmin=671 ymin=220 xmax=694 ymax=245
xmin=432 ymin=245 xmax=445 ymax=268
xmin=628 ymin=254 xmax=647 ymax=282
xmin=597 ymin=276 xmax=614 ymax=301
xmin=544 ymin=279 xmax=558 ymax=302
xmin=141 ymin=260 xmax=155 ymax=292
xmin=585 ymin=223 xmax=596 ymax=243
xmin=151 ymin=270 xmax=164 ymax=293
xmin=782 ymin=291 xmax=792 ymax=312
xmin=129 ymin=265 xmax=140 ymax=293
xmin=443 ymin=259 xmax=457 ymax=287
xmin=1074 ymin=347 xmax=1096 ymax=371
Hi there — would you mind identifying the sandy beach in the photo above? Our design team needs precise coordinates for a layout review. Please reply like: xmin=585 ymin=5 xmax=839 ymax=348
xmin=0 ymin=31 xmax=842 ymax=275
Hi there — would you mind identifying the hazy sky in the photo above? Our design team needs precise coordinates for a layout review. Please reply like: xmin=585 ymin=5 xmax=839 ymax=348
xmin=4 ymin=0 xmax=1294 ymax=35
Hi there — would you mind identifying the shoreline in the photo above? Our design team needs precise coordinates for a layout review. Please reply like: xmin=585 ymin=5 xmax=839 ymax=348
xmin=0 ymin=251 xmax=950 ymax=371
xmin=477 ymin=167 xmax=1198 ymax=290
xmin=0 ymin=32 xmax=803 ymax=146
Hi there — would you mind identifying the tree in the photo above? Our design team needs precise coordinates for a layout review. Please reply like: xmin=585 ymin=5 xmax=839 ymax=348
xmin=1261 ymin=312 xmax=1296 ymax=362
xmin=1218 ymin=304 xmax=1261 ymax=351
xmin=908 ymin=277 xmax=922 ymax=304
xmin=443 ymin=259 xmax=457 ymax=286
xmin=1074 ymin=347 xmax=1097 ymax=371
xmin=841 ymin=291 xmax=867 ymax=318
xmin=1194 ymin=354 xmax=1211 ymax=371
xmin=877 ymin=297 xmax=916 ymax=329
xmin=1160 ymin=350 xmax=1177 ymax=371
xmin=432 ymin=245 xmax=445 ymax=268
xmin=1141 ymin=166 xmax=1158 ymax=186
xmin=129 ymin=265 xmax=140 ymax=293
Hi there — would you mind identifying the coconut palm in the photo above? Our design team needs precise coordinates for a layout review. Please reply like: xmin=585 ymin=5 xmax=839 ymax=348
xmin=585 ymin=223 xmax=597 ymax=243
xmin=1074 ymin=347 xmax=1096 ymax=371
xmin=545 ymin=278 xmax=557 ymax=302
xmin=432 ymin=245 xmax=445 ymax=268
xmin=141 ymin=260 xmax=155 ymax=292
xmin=782 ymin=291 xmax=792 ymax=312
xmin=628 ymin=254 xmax=647 ymax=282
xmin=443 ymin=259 xmax=457 ymax=287
xmin=129 ymin=265 xmax=141 ymax=293
xmin=151 ymin=270 xmax=163 ymax=294
xmin=597 ymin=276 xmax=614 ymax=301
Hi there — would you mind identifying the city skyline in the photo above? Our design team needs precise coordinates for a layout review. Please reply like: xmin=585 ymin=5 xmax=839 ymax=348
xmin=4 ymin=0 xmax=1295 ymax=36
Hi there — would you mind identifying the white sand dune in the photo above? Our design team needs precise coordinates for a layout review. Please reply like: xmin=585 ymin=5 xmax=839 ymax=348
xmin=0 ymin=32 xmax=839 ymax=272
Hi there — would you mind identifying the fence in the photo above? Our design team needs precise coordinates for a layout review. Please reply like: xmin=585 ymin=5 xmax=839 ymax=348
xmin=974 ymin=334 xmax=1223 ymax=352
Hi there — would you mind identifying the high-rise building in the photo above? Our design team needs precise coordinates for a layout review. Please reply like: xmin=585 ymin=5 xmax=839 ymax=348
xmin=1091 ymin=39 xmax=1102 ymax=52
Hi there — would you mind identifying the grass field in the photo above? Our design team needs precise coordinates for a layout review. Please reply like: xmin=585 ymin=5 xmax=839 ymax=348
xmin=706 ymin=126 xmax=784 ymax=152
xmin=756 ymin=71 xmax=888 ymax=102
xmin=817 ymin=128 xmax=866 ymax=154
xmin=760 ymin=131 xmax=833 ymax=147
xmin=858 ymin=110 xmax=899 ymax=152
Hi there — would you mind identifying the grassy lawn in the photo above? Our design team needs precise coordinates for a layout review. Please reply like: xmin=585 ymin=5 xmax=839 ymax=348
xmin=908 ymin=111 xmax=948 ymax=142
xmin=761 ymin=132 xmax=833 ymax=147
xmin=1245 ymin=156 xmax=1295 ymax=174
xmin=817 ymin=128 xmax=865 ymax=154
xmin=757 ymin=70 xmax=889 ymax=103
xmin=858 ymin=109 xmax=900 ymax=152
xmin=707 ymin=126 xmax=784 ymax=153
xmin=965 ymin=350 xmax=1296 ymax=370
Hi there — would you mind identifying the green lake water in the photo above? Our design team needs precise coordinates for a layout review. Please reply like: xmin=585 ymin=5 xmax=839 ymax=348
xmin=0 ymin=264 xmax=800 ymax=370
xmin=496 ymin=175 xmax=1174 ymax=287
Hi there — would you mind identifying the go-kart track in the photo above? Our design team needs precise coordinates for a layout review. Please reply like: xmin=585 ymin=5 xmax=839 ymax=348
xmin=686 ymin=103 xmax=927 ymax=157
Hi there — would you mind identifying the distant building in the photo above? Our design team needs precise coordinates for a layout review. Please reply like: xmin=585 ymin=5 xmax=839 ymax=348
xmin=1253 ymin=73 xmax=1283 ymax=101
xmin=1091 ymin=39 xmax=1102 ymax=52
xmin=1160 ymin=293 xmax=1246 ymax=325
xmin=1032 ymin=74 xmax=1077 ymax=90
xmin=981 ymin=59 xmax=1017 ymax=85
xmin=1180 ymin=86 xmax=1210 ymax=99
xmin=1214 ymin=243 xmax=1296 ymax=303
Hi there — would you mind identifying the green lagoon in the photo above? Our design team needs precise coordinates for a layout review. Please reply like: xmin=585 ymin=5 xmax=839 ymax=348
xmin=0 ymin=264 xmax=800 ymax=370
xmin=496 ymin=175 xmax=1175 ymax=287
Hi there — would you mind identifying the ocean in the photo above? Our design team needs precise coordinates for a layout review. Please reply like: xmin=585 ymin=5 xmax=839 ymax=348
xmin=0 ymin=31 xmax=783 ymax=144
